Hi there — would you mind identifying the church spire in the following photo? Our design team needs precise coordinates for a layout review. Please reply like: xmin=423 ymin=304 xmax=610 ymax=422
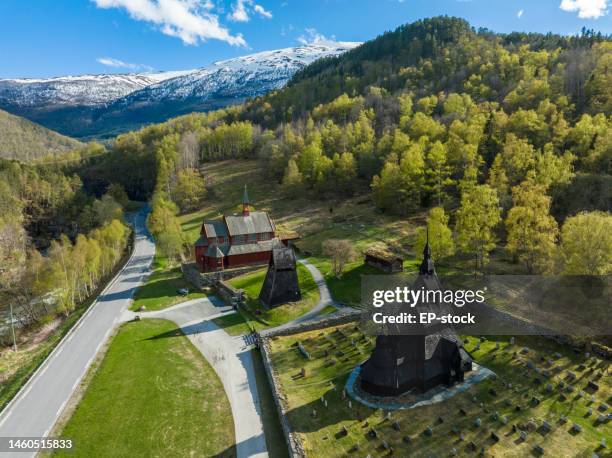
xmin=419 ymin=223 xmax=435 ymax=275
xmin=242 ymin=184 xmax=250 ymax=216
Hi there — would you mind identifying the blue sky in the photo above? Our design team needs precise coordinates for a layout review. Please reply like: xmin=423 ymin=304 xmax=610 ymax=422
xmin=0 ymin=0 xmax=610 ymax=78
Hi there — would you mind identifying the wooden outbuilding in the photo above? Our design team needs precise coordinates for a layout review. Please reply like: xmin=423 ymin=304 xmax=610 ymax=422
xmin=364 ymin=247 xmax=404 ymax=273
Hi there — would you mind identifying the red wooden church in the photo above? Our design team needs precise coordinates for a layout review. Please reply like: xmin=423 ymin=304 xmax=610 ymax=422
xmin=195 ymin=186 xmax=296 ymax=271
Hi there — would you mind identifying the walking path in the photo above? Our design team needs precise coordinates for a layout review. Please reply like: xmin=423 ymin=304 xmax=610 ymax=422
xmin=139 ymin=298 xmax=268 ymax=458
xmin=135 ymin=258 xmax=336 ymax=458
xmin=261 ymin=258 xmax=337 ymax=335
xmin=0 ymin=207 xmax=155 ymax=458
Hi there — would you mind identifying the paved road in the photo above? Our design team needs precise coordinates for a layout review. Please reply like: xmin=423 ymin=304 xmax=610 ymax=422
xmin=0 ymin=207 xmax=155 ymax=457
xmin=139 ymin=300 xmax=269 ymax=458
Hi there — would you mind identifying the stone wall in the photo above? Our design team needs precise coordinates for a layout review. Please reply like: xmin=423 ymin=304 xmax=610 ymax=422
xmin=217 ymin=279 xmax=245 ymax=304
xmin=183 ymin=263 xmax=264 ymax=287
xmin=257 ymin=309 xmax=362 ymax=458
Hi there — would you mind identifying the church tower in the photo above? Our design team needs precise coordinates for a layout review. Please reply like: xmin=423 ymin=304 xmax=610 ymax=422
xmin=242 ymin=184 xmax=250 ymax=216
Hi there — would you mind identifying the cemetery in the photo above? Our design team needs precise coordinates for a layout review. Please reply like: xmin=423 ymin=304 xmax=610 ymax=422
xmin=265 ymin=326 xmax=611 ymax=457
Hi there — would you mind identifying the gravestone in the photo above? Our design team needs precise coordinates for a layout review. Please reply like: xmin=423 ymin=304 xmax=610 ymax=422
xmin=571 ymin=423 xmax=582 ymax=433
xmin=424 ymin=426 xmax=433 ymax=436
xmin=588 ymin=380 xmax=600 ymax=391
xmin=490 ymin=432 xmax=500 ymax=443
xmin=393 ymin=421 xmax=401 ymax=431
xmin=474 ymin=418 xmax=482 ymax=428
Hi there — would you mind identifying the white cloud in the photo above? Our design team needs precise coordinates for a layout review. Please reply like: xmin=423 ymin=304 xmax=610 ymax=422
xmin=297 ymin=27 xmax=328 ymax=45
xmin=229 ymin=0 xmax=250 ymax=22
xmin=517 ymin=9 xmax=524 ymax=18
xmin=93 ymin=0 xmax=246 ymax=46
xmin=254 ymin=4 xmax=272 ymax=18
xmin=97 ymin=57 xmax=153 ymax=71
xmin=229 ymin=0 xmax=272 ymax=22
xmin=560 ymin=0 xmax=608 ymax=18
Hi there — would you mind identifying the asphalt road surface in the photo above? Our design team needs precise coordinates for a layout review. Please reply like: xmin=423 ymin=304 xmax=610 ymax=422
xmin=0 ymin=207 xmax=155 ymax=457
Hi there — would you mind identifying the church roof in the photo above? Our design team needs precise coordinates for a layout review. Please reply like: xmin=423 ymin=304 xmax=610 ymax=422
xmin=202 ymin=220 xmax=228 ymax=238
xmin=225 ymin=238 xmax=281 ymax=255
xmin=224 ymin=211 xmax=275 ymax=236
xmin=206 ymin=244 xmax=225 ymax=258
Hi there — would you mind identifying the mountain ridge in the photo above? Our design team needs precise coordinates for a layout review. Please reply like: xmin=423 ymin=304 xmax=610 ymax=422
xmin=0 ymin=108 xmax=83 ymax=160
xmin=0 ymin=42 xmax=360 ymax=139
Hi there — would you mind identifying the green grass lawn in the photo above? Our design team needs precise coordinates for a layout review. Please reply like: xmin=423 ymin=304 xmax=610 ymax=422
xmin=268 ymin=326 xmax=611 ymax=457
xmin=131 ymin=266 xmax=205 ymax=312
xmin=56 ymin=319 xmax=235 ymax=458
xmin=229 ymin=263 xmax=319 ymax=330
xmin=307 ymin=258 xmax=381 ymax=308
xmin=212 ymin=312 xmax=253 ymax=336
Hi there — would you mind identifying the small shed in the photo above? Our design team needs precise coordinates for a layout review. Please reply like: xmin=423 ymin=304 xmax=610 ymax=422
xmin=259 ymin=246 xmax=301 ymax=307
xmin=364 ymin=247 xmax=404 ymax=273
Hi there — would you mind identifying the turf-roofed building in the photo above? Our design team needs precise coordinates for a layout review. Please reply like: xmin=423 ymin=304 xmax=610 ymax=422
xmin=195 ymin=186 xmax=296 ymax=271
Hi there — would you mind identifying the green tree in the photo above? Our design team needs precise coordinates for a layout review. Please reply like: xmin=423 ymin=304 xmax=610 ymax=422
xmin=281 ymin=159 xmax=304 ymax=197
xmin=560 ymin=211 xmax=612 ymax=275
xmin=414 ymin=207 xmax=455 ymax=261
xmin=455 ymin=184 xmax=501 ymax=271
xmin=92 ymin=195 xmax=123 ymax=227
xmin=425 ymin=141 xmax=454 ymax=206
xmin=332 ymin=152 xmax=358 ymax=196
xmin=505 ymin=178 xmax=558 ymax=273
xmin=174 ymin=168 xmax=206 ymax=212
xmin=106 ymin=183 xmax=129 ymax=208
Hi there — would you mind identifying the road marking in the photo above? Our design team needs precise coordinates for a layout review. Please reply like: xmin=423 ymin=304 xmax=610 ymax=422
xmin=0 ymin=209 xmax=154 ymax=439
xmin=55 ymin=399 xmax=67 ymax=418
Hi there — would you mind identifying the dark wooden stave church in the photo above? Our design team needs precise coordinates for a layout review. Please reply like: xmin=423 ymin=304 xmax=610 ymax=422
xmin=360 ymin=241 xmax=473 ymax=397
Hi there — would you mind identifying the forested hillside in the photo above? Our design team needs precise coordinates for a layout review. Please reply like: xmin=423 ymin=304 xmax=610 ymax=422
xmin=77 ymin=16 xmax=611 ymax=275
xmin=0 ymin=109 xmax=83 ymax=160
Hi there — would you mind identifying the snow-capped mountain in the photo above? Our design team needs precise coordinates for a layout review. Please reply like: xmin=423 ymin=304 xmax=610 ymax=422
xmin=116 ymin=42 xmax=359 ymax=105
xmin=0 ymin=71 xmax=194 ymax=108
xmin=0 ymin=42 xmax=359 ymax=138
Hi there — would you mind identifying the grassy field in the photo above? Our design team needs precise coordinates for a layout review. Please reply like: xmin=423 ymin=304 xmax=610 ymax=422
xmin=56 ymin=319 xmax=235 ymax=458
xmin=228 ymin=263 xmax=319 ymax=330
xmin=179 ymin=160 xmax=420 ymax=259
xmin=212 ymin=311 xmax=253 ymax=336
xmin=267 ymin=325 xmax=611 ymax=457
xmin=130 ymin=266 xmax=205 ymax=312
